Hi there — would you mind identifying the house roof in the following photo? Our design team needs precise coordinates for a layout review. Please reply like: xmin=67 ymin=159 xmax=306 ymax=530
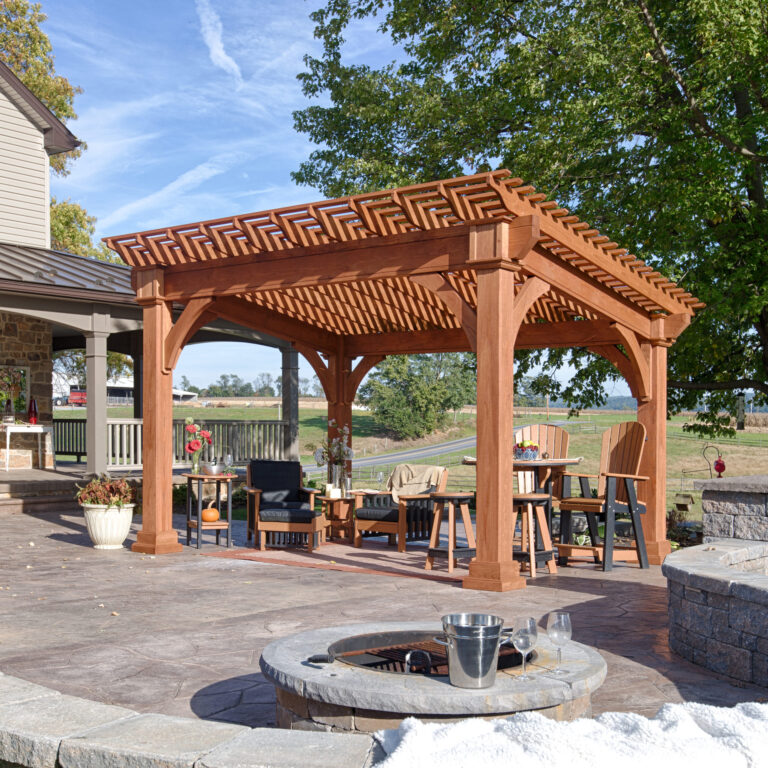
xmin=0 ymin=60 xmax=80 ymax=155
xmin=0 ymin=242 xmax=134 ymax=303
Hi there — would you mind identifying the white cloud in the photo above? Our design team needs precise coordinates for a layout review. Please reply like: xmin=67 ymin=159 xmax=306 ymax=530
xmin=195 ymin=0 xmax=243 ymax=87
xmin=98 ymin=154 xmax=238 ymax=232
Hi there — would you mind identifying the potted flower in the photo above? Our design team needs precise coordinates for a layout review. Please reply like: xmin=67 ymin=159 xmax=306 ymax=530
xmin=75 ymin=474 xmax=136 ymax=549
xmin=184 ymin=418 xmax=213 ymax=474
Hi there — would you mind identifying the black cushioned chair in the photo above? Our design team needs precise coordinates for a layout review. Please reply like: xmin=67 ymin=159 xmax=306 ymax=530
xmin=245 ymin=460 xmax=327 ymax=552
xmin=353 ymin=465 xmax=448 ymax=552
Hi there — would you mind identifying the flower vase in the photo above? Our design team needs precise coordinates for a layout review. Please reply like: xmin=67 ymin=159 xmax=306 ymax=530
xmin=191 ymin=455 xmax=201 ymax=475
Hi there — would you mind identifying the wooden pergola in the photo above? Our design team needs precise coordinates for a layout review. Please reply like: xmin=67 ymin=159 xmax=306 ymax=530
xmin=106 ymin=170 xmax=701 ymax=591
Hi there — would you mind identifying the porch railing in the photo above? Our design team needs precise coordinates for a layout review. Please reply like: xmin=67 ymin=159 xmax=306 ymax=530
xmin=53 ymin=418 xmax=287 ymax=470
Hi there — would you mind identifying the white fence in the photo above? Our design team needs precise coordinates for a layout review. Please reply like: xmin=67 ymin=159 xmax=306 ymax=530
xmin=54 ymin=418 xmax=287 ymax=470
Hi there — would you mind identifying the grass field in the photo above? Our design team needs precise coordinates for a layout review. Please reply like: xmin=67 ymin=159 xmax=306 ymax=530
xmin=54 ymin=406 xmax=768 ymax=520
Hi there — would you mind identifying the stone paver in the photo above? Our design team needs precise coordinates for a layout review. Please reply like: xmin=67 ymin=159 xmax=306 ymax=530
xmin=0 ymin=507 xmax=764 ymax=730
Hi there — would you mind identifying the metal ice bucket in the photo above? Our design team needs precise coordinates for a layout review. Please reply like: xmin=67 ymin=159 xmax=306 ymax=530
xmin=434 ymin=613 xmax=509 ymax=689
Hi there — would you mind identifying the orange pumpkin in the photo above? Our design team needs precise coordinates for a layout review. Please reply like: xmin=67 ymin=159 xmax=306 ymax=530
xmin=201 ymin=506 xmax=220 ymax=523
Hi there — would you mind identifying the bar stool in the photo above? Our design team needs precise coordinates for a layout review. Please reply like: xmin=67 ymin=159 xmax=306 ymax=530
xmin=425 ymin=492 xmax=476 ymax=573
xmin=512 ymin=492 xmax=557 ymax=577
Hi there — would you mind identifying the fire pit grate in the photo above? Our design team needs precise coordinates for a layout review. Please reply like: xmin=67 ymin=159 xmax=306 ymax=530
xmin=331 ymin=631 xmax=530 ymax=675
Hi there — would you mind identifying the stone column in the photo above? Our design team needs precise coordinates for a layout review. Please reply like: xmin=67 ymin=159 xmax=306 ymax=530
xmin=85 ymin=328 xmax=108 ymax=476
xmin=281 ymin=348 xmax=300 ymax=461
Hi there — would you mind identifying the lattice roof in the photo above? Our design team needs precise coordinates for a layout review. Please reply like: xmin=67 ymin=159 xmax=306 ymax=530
xmin=106 ymin=170 xmax=701 ymax=344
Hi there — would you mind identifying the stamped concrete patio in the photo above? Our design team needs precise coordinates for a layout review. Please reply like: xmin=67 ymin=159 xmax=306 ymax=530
xmin=0 ymin=508 xmax=763 ymax=729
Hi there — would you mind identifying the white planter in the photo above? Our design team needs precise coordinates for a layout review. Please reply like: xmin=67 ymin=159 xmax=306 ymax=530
xmin=81 ymin=503 xmax=135 ymax=549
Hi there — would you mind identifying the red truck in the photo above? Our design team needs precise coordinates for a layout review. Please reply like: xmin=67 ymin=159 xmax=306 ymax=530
xmin=68 ymin=387 xmax=87 ymax=406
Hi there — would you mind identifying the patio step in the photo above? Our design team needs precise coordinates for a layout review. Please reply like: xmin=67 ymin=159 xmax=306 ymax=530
xmin=0 ymin=494 xmax=80 ymax=516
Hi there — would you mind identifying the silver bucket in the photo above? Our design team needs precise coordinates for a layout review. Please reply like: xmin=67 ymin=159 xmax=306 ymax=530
xmin=434 ymin=613 xmax=510 ymax=689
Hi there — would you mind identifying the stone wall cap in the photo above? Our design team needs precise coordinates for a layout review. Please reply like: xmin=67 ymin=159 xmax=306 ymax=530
xmin=58 ymin=712 xmax=248 ymax=768
xmin=0 ymin=693 xmax=136 ymax=768
xmin=196 ymin=727 xmax=375 ymax=768
xmin=694 ymin=475 xmax=768 ymax=492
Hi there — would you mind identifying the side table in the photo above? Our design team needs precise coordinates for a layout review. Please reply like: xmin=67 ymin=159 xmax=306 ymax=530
xmin=184 ymin=473 xmax=234 ymax=549
xmin=425 ymin=492 xmax=477 ymax=573
xmin=319 ymin=495 xmax=355 ymax=542
xmin=3 ymin=424 xmax=56 ymax=471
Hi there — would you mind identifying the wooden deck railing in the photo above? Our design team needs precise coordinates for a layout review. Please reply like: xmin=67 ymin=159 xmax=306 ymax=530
xmin=53 ymin=419 xmax=287 ymax=469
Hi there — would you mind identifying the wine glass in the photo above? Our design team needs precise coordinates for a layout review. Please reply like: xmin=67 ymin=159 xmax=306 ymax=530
xmin=511 ymin=617 xmax=538 ymax=680
xmin=546 ymin=611 xmax=572 ymax=675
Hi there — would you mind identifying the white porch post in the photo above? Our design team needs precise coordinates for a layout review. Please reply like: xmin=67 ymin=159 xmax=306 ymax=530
xmin=85 ymin=323 xmax=109 ymax=476
xmin=281 ymin=348 xmax=300 ymax=461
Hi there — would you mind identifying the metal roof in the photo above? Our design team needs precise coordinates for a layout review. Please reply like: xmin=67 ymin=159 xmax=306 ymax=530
xmin=0 ymin=242 xmax=133 ymax=300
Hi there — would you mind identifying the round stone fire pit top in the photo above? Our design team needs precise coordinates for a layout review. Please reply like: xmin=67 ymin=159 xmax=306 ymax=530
xmin=260 ymin=621 xmax=607 ymax=717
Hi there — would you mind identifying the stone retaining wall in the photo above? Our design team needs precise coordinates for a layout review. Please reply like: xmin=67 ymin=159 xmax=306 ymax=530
xmin=663 ymin=540 xmax=768 ymax=687
xmin=695 ymin=476 xmax=768 ymax=542
xmin=0 ymin=671 xmax=379 ymax=768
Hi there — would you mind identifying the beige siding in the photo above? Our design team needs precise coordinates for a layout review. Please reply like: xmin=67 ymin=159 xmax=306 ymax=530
xmin=0 ymin=90 xmax=49 ymax=248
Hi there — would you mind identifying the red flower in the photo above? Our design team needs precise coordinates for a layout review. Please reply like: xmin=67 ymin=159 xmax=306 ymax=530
xmin=186 ymin=439 xmax=202 ymax=453
xmin=206 ymin=437 xmax=212 ymax=444
xmin=185 ymin=424 xmax=198 ymax=434
xmin=199 ymin=430 xmax=211 ymax=439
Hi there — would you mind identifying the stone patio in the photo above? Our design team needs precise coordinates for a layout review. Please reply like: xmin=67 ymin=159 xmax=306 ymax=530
xmin=0 ymin=507 xmax=763 ymax=730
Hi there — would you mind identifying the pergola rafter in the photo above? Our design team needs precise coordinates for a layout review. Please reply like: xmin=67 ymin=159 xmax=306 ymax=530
xmin=107 ymin=170 xmax=700 ymax=591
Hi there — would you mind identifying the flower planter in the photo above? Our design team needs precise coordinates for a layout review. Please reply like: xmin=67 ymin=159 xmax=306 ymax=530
xmin=81 ymin=503 xmax=135 ymax=549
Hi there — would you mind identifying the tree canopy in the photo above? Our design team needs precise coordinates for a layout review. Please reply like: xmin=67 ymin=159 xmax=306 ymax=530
xmin=293 ymin=0 xmax=768 ymax=435
xmin=358 ymin=353 xmax=475 ymax=439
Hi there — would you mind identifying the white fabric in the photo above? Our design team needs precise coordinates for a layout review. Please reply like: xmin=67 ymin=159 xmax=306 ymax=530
xmin=374 ymin=702 xmax=768 ymax=768
xmin=386 ymin=463 xmax=444 ymax=503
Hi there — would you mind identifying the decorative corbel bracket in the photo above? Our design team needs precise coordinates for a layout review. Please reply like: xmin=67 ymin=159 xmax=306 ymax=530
xmin=163 ymin=297 xmax=216 ymax=373
xmin=410 ymin=274 xmax=478 ymax=352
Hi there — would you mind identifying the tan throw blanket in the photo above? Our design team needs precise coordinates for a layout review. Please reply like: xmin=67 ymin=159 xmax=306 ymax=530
xmin=387 ymin=464 xmax=444 ymax=503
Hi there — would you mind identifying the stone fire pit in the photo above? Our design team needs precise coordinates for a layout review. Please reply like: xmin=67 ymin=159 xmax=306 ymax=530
xmin=260 ymin=622 xmax=607 ymax=733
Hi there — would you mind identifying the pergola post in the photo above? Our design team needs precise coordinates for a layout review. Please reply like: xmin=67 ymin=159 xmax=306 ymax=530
xmin=85 ymin=324 xmax=108 ymax=476
xmin=281 ymin=348 xmax=300 ymax=461
xmin=464 ymin=246 xmax=526 ymax=591
xmin=133 ymin=268 xmax=181 ymax=555
xmin=637 ymin=342 xmax=671 ymax=564
xmin=130 ymin=330 xmax=143 ymax=420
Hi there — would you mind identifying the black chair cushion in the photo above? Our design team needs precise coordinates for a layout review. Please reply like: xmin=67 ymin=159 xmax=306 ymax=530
xmin=249 ymin=460 xmax=302 ymax=504
xmin=356 ymin=506 xmax=399 ymax=522
xmin=259 ymin=507 xmax=321 ymax=523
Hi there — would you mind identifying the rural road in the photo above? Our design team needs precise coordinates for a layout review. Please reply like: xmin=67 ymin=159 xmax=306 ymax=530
xmin=303 ymin=435 xmax=477 ymax=474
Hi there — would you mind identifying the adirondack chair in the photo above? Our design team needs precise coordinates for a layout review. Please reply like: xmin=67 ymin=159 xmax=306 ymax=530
xmin=512 ymin=424 xmax=570 ymax=577
xmin=555 ymin=421 xmax=649 ymax=571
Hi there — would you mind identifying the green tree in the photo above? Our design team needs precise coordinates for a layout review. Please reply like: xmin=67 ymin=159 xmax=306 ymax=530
xmin=358 ymin=353 xmax=474 ymax=438
xmin=294 ymin=0 xmax=768 ymax=436
xmin=53 ymin=350 xmax=133 ymax=387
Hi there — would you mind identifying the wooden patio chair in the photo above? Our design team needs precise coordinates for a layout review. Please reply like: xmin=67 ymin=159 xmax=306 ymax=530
xmin=245 ymin=459 xmax=328 ymax=552
xmin=353 ymin=464 xmax=448 ymax=552
xmin=512 ymin=424 xmax=569 ymax=577
xmin=555 ymin=422 xmax=649 ymax=571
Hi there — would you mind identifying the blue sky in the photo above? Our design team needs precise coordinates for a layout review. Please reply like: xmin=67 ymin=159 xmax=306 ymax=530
xmin=43 ymin=0 xmax=391 ymax=389
xmin=43 ymin=0 xmax=629 ymax=398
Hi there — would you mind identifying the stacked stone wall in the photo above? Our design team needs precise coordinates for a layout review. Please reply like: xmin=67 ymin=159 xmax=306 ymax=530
xmin=0 ymin=311 xmax=53 ymax=468
xmin=664 ymin=541 xmax=768 ymax=687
